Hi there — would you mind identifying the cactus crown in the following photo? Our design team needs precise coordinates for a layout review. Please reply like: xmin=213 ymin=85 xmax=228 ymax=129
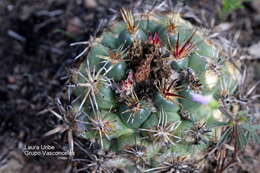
xmin=65 ymin=6 xmax=254 ymax=172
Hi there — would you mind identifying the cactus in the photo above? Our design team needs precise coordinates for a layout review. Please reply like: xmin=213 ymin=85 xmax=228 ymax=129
xmin=64 ymin=6 xmax=258 ymax=172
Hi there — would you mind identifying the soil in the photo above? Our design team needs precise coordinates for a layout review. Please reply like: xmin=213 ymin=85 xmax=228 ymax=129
xmin=0 ymin=0 xmax=259 ymax=172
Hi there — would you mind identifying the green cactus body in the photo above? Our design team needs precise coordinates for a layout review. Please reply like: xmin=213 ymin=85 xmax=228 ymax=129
xmin=71 ymin=8 xmax=239 ymax=171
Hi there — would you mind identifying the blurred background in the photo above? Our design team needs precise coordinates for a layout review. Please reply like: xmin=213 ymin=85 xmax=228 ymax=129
xmin=0 ymin=0 xmax=259 ymax=172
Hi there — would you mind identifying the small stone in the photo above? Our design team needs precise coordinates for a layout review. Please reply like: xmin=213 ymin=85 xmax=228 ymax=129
xmin=84 ymin=0 xmax=97 ymax=8
xmin=253 ymin=1 xmax=260 ymax=13
xmin=7 ymin=75 xmax=16 ymax=84
xmin=66 ymin=17 xmax=83 ymax=34
xmin=253 ymin=14 xmax=260 ymax=26
xmin=20 ymin=6 xmax=34 ymax=20
xmin=0 ymin=151 xmax=25 ymax=173
xmin=248 ymin=42 xmax=260 ymax=58
xmin=214 ymin=22 xmax=233 ymax=32
xmin=84 ymin=13 xmax=94 ymax=21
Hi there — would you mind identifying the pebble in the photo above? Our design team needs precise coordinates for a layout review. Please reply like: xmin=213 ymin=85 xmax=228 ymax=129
xmin=67 ymin=17 xmax=83 ymax=34
xmin=248 ymin=41 xmax=260 ymax=58
xmin=253 ymin=1 xmax=260 ymax=13
xmin=84 ymin=0 xmax=97 ymax=8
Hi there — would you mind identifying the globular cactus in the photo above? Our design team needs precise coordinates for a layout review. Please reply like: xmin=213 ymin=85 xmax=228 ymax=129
xmin=68 ymin=6 xmax=243 ymax=172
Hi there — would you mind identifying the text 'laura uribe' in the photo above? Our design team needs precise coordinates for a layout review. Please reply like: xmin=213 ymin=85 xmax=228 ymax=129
xmin=24 ymin=145 xmax=55 ymax=150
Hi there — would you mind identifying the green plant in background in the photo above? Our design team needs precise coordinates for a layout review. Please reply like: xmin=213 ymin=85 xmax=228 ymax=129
xmin=47 ymin=5 xmax=260 ymax=172
xmin=220 ymin=0 xmax=254 ymax=20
